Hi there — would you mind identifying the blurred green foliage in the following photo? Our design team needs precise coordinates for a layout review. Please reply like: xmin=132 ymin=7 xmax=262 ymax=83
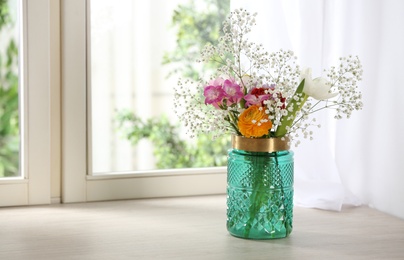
xmin=116 ymin=111 xmax=229 ymax=169
xmin=117 ymin=0 xmax=231 ymax=169
xmin=0 ymin=0 xmax=19 ymax=177
xmin=162 ymin=0 xmax=230 ymax=81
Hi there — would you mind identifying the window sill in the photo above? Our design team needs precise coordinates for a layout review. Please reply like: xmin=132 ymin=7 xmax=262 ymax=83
xmin=84 ymin=167 xmax=227 ymax=202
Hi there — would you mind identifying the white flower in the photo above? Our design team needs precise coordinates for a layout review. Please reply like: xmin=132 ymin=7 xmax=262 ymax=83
xmin=300 ymin=68 xmax=338 ymax=100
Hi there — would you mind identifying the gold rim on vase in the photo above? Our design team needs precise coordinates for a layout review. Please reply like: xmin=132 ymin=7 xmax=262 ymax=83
xmin=231 ymin=135 xmax=290 ymax=153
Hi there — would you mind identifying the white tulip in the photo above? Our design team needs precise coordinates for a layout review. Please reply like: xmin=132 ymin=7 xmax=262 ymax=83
xmin=300 ymin=68 xmax=338 ymax=100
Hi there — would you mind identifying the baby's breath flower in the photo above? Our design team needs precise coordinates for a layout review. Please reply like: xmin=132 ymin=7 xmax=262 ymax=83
xmin=174 ymin=9 xmax=363 ymax=146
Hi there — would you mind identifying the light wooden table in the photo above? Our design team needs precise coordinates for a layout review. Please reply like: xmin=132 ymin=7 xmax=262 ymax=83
xmin=1 ymin=195 xmax=403 ymax=259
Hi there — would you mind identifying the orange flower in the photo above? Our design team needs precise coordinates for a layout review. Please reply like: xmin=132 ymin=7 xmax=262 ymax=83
xmin=238 ymin=105 xmax=272 ymax=138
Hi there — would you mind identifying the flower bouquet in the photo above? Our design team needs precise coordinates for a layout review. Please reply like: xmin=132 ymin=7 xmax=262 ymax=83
xmin=175 ymin=9 xmax=363 ymax=239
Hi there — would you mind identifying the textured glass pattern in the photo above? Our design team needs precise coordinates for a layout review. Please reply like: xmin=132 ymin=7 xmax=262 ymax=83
xmin=227 ymin=149 xmax=294 ymax=239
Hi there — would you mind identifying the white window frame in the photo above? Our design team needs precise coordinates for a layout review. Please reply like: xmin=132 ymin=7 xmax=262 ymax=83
xmin=0 ymin=0 xmax=55 ymax=206
xmin=61 ymin=0 xmax=226 ymax=203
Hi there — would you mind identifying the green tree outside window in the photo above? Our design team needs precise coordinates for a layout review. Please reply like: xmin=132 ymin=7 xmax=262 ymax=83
xmin=0 ymin=0 xmax=19 ymax=177
xmin=117 ymin=0 xmax=230 ymax=169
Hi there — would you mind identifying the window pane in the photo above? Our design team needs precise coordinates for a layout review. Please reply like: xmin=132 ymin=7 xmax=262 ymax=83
xmin=0 ymin=0 xmax=20 ymax=178
xmin=90 ymin=0 xmax=230 ymax=174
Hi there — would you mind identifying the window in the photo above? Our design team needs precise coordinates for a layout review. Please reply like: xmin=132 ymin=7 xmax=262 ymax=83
xmin=0 ymin=0 xmax=54 ymax=206
xmin=89 ymin=0 xmax=230 ymax=174
xmin=0 ymin=0 xmax=20 ymax=178
xmin=61 ymin=0 xmax=227 ymax=203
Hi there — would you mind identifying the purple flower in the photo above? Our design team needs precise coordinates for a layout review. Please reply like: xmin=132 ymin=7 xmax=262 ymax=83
xmin=223 ymin=79 xmax=244 ymax=105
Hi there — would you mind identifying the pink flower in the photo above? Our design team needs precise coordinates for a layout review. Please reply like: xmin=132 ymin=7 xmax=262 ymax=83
xmin=244 ymin=87 xmax=270 ymax=107
xmin=223 ymin=79 xmax=243 ymax=105
xmin=204 ymin=84 xmax=225 ymax=108
xmin=209 ymin=77 xmax=225 ymax=86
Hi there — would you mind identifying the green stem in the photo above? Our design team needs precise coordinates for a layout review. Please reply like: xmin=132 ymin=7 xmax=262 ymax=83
xmin=227 ymin=110 xmax=241 ymax=135
xmin=243 ymin=153 xmax=265 ymax=238
xmin=243 ymin=151 xmax=291 ymax=238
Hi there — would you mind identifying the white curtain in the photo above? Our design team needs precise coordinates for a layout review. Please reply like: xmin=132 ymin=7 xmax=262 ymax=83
xmin=232 ymin=0 xmax=404 ymax=218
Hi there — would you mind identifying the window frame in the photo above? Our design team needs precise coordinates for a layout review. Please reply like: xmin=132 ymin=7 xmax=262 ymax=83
xmin=61 ymin=0 xmax=226 ymax=203
xmin=0 ymin=0 xmax=54 ymax=206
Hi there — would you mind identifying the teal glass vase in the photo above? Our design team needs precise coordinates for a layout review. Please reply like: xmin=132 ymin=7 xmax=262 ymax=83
xmin=227 ymin=136 xmax=294 ymax=239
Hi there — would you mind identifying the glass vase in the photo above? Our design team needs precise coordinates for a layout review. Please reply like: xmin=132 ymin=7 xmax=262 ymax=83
xmin=227 ymin=136 xmax=294 ymax=239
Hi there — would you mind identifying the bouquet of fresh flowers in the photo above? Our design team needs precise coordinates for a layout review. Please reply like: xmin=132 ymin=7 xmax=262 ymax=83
xmin=174 ymin=8 xmax=363 ymax=145
xmin=174 ymin=8 xmax=363 ymax=240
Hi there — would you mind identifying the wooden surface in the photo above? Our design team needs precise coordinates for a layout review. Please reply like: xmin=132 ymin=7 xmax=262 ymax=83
xmin=1 ymin=195 xmax=403 ymax=259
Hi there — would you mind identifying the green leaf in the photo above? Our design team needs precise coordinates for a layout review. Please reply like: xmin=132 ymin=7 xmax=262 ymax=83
xmin=274 ymin=79 xmax=308 ymax=137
